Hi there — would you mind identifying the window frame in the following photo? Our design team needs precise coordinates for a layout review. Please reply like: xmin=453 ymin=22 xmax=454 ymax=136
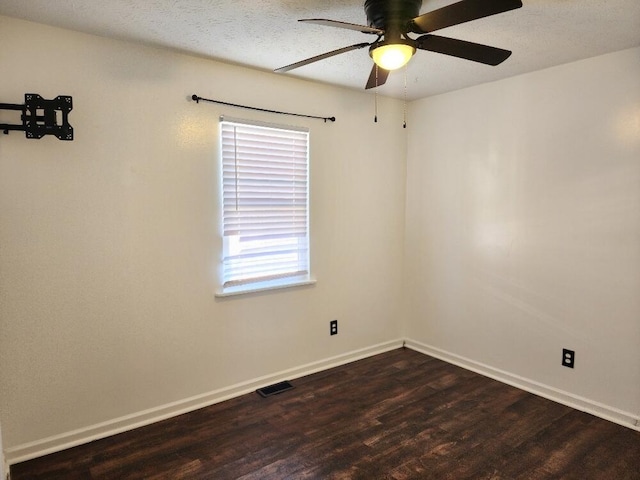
xmin=215 ymin=116 xmax=314 ymax=297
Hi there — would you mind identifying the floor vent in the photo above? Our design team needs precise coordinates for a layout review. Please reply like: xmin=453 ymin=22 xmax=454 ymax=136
xmin=256 ymin=381 xmax=294 ymax=398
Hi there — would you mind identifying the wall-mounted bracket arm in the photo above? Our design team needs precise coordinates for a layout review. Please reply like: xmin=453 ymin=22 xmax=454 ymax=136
xmin=1 ymin=93 xmax=73 ymax=140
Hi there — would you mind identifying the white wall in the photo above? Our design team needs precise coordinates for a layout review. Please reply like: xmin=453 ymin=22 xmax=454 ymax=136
xmin=405 ymin=47 xmax=640 ymax=424
xmin=0 ymin=15 xmax=407 ymax=460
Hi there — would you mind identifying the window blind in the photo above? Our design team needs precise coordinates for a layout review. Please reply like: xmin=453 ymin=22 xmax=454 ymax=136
xmin=220 ymin=119 xmax=310 ymax=289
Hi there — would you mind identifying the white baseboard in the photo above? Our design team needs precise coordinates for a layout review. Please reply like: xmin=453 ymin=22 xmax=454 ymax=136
xmin=405 ymin=339 xmax=640 ymax=433
xmin=6 ymin=339 xmax=403 ymax=465
xmin=8 ymin=337 xmax=638 ymax=466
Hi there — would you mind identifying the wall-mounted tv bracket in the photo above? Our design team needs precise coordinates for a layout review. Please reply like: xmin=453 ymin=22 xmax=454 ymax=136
xmin=1 ymin=93 xmax=73 ymax=140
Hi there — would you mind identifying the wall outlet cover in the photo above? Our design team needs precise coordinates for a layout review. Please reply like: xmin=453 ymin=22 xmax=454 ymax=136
xmin=330 ymin=320 xmax=338 ymax=336
xmin=562 ymin=348 xmax=575 ymax=368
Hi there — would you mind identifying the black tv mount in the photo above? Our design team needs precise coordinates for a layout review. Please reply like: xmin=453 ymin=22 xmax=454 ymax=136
xmin=1 ymin=93 xmax=73 ymax=140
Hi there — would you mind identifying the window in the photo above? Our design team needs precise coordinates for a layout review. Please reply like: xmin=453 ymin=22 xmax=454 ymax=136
xmin=218 ymin=117 xmax=312 ymax=295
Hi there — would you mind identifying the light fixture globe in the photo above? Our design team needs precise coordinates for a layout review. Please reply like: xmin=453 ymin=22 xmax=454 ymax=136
xmin=370 ymin=41 xmax=416 ymax=70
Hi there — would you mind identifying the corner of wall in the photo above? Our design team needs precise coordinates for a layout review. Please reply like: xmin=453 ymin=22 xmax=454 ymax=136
xmin=0 ymin=421 xmax=7 ymax=480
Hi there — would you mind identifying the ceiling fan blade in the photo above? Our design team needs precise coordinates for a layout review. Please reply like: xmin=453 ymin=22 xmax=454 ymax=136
xmin=274 ymin=42 xmax=371 ymax=73
xmin=299 ymin=19 xmax=384 ymax=35
xmin=409 ymin=0 xmax=523 ymax=34
xmin=365 ymin=64 xmax=390 ymax=89
xmin=416 ymin=34 xmax=512 ymax=65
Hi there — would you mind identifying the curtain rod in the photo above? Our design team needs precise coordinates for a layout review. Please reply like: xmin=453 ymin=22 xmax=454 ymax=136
xmin=191 ymin=95 xmax=336 ymax=123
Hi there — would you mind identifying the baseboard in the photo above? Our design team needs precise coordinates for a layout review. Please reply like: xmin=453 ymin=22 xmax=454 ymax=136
xmin=405 ymin=339 xmax=640 ymax=432
xmin=9 ymin=337 xmax=637 ymax=465
xmin=6 ymin=339 xmax=403 ymax=465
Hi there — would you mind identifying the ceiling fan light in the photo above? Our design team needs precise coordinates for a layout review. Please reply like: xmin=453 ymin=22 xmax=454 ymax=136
xmin=371 ymin=43 xmax=415 ymax=70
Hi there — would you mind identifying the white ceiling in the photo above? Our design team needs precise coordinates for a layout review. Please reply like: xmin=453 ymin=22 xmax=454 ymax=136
xmin=0 ymin=0 xmax=639 ymax=100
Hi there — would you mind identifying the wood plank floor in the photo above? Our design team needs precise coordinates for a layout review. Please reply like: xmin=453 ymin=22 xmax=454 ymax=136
xmin=11 ymin=348 xmax=640 ymax=479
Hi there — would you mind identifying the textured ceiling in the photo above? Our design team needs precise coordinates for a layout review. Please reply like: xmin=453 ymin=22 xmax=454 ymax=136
xmin=0 ymin=0 xmax=639 ymax=100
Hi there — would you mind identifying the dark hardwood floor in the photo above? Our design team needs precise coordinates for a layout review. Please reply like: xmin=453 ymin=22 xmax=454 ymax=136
xmin=11 ymin=348 xmax=640 ymax=479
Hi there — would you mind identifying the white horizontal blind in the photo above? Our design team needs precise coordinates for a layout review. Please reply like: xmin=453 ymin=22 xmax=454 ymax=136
xmin=220 ymin=119 xmax=309 ymax=289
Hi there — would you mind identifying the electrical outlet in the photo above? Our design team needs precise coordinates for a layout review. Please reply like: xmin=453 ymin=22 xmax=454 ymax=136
xmin=562 ymin=348 xmax=575 ymax=368
xmin=330 ymin=319 xmax=338 ymax=336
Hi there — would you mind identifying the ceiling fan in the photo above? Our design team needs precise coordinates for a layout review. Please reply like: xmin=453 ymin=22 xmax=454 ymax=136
xmin=275 ymin=0 xmax=523 ymax=89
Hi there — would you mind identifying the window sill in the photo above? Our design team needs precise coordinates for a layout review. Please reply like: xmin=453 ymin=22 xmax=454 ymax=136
xmin=215 ymin=277 xmax=316 ymax=298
